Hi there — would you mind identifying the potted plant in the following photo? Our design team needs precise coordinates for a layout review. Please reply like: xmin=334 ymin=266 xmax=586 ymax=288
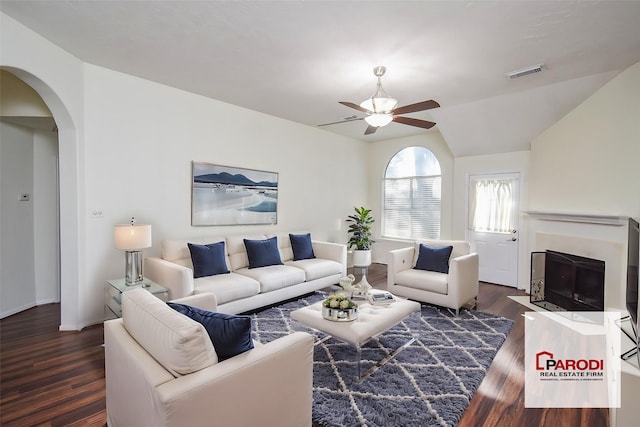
xmin=346 ymin=206 xmax=375 ymax=267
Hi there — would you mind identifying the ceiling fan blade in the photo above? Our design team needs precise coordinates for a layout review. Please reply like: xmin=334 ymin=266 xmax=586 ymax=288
xmin=317 ymin=117 xmax=363 ymax=127
xmin=339 ymin=101 xmax=371 ymax=113
xmin=392 ymin=100 xmax=440 ymax=115
xmin=364 ymin=125 xmax=377 ymax=135
xmin=392 ymin=116 xmax=437 ymax=129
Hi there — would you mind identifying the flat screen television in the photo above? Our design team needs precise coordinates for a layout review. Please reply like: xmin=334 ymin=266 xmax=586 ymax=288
xmin=626 ymin=218 xmax=639 ymax=349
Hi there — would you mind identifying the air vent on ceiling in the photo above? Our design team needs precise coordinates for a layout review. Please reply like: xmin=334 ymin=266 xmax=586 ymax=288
xmin=506 ymin=64 xmax=544 ymax=79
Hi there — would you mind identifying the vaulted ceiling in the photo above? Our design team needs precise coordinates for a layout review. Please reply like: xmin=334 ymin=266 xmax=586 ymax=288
xmin=2 ymin=1 xmax=640 ymax=156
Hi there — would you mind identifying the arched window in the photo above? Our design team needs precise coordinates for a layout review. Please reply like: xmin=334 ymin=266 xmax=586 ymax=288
xmin=383 ymin=146 xmax=441 ymax=239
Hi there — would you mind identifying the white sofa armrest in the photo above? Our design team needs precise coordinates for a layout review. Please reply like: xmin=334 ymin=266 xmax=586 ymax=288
xmin=387 ymin=246 xmax=414 ymax=290
xmin=144 ymin=256 xmax=195 ymax=300
xmin=156 ymin=332 xmax=314 ymax=427
xmin=448 ymin=252 xmax=480 ymax=306
xmin=171 ymin=293 xmax=218 ymax=312
xmin=312 ymin=241 xmax=347 ymax=273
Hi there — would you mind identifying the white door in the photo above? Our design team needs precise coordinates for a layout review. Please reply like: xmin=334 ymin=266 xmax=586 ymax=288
xmin=467 ymin=173 xmax=519 ymax=287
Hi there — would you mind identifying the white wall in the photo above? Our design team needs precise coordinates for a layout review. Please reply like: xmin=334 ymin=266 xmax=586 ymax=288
xmin=82 ymin=64 xmax=368 ymax=325
xmin=366 ymin=132 xmax=455 ymax=264
xmin=454 ymin=151 xmax=530 ymax=289
xmin=1 ymin=12 xmax=85 ymax=330
xmin=527 ymin=61 xmax=640 ymax=310
xmin=529 ymin=61 xmax=640 ymax=217
xmin=33 ymin=129 xmax=59 ymax=305
xmin=0 ymin=123 xmax=59 ymax=317
xmin=1 ymin=122 xmax=36 ymax=316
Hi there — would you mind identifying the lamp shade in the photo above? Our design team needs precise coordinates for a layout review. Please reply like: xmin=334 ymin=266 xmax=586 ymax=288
xmin=364 ymin=113 xmax=393 ymax=127
xmin=114 ymin=224 xmax=152 ymax=250
xmin=360 ymin=96 xmax=398 ymax=113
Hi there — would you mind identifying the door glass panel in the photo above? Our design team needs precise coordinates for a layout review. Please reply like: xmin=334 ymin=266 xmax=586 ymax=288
xmin=469 ymin=177 xmax=516 ymax=233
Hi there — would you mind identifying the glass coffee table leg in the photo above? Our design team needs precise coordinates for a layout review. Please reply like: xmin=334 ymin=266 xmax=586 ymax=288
xmin=357 ymin=336 xmax=416 ymax=383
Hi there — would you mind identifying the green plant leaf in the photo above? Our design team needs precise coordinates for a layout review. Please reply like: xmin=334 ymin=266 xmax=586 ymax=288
xmin=346 ymin=206 xmax=375 ymax=250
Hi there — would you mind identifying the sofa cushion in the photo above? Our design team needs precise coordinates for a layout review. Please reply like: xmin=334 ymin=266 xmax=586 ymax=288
xmin=268 ymin=232 xmax=291 ymax=262
xmin=236 ymin=265 xmax=305 ymax=293
xmin=244 ymin=236 xmax=283 ymax=269
xmin=194 ymin=272 xmax=261 ymax=305
xmin=414 ymin=244 xmax=453 ymax=274
xmin=163 ymin=236 xmax=227 ymax=262
xmin=121 ymin=287 xmax=218 ymax=376
xmin=286 ymin=258 xmax=342 ymax=281
xmin=167 ymin=303 xmax=254 ymax=361
xmin=395 ymin=268 xmax=449 ymax=295
xmin=226 ymin=234 xmax=265 ymax=270
xmin=289 ymin=233 xmax=315 ymax=261
xmin=162 ymin=236 xmax=231 ymax=272
xmin=188 ymin=241 xmax=230 ymax=278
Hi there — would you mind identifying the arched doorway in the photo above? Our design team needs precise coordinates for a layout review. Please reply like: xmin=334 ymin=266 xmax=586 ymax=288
xmin=1 ymin=66 xmax=82 ymax=330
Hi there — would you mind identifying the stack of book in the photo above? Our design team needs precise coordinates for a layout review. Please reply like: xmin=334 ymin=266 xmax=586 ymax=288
xmin=368 ymin=291 xmax=395 ymax=305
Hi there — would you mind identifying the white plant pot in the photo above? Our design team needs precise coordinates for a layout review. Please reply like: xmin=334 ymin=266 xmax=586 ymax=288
xmin=352 ymin=249 xmax=372 ymax=267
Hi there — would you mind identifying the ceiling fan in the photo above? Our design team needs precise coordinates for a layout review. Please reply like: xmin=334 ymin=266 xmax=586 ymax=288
xmin=318 ymin=66 xmax=440 ymax=135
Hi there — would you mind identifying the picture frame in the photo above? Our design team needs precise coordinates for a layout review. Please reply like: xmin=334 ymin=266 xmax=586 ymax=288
xmin=191 ymin=162 xmax=278 ymax=226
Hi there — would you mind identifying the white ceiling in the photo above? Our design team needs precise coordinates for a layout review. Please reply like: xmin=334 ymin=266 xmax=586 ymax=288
xmin=2 ymin=1 xmax=640 ymax=156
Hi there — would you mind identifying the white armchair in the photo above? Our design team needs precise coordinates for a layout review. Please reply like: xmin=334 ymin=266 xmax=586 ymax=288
xmin=104 ymin=288 xmax=314 ymax=427
xmin=387 ymin=239 xmax=479 ymax=315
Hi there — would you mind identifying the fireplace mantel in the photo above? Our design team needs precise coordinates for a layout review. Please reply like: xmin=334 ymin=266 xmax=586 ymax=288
xmin=525 ymin=211 xmax=627 ymax=226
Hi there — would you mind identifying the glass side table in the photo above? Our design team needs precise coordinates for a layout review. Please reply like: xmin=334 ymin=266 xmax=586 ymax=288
xmin=105 ymin=278 xmax=169 ymax=319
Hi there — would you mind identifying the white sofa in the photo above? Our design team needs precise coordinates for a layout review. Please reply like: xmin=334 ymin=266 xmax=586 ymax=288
xmin=105 ymin=287 xmax=314 ymax=427
xmin=145 ymin=232 xmax=347 ymax=314
xmin=387 ymin=239 xmax=479 ymax=315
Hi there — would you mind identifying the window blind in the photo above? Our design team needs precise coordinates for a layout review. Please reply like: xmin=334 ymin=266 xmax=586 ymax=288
xmin=383 ymin=176 xmax=441 ymax=239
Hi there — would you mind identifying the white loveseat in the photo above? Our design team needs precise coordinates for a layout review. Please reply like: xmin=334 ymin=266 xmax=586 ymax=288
xmin=387 ymin=239 xmax=479 ymax=315
xmin=145 ymin=232 xmax=347 ymax=314
xmin=104 ymin=287 xmax=314 ymax=427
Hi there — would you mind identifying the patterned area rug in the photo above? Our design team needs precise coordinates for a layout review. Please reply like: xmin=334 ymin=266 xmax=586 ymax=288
xmin=250 ymin=293 xmax=514 ymax=427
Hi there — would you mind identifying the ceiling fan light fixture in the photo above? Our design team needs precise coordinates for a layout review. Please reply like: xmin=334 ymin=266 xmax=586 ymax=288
xmin=334 ymin=66 xmax=441 ymax=134
xmin=359 ymin=66 xmax=398 ymax=114
xmin=360 ymin=95 xmax=398 ymax=114
xmin=364 ymin=113 xmax=393 ymax=127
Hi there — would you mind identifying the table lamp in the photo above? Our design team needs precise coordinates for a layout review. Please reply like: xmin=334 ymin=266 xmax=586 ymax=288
xmin=114 ymin=217 xmax=152 ymax=285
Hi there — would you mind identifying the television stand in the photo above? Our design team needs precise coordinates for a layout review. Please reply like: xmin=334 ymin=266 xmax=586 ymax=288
xmin=616 ymin=315 xmax=639 ymax=364
xmin=611 ymin=315 xmax=640 ymax=427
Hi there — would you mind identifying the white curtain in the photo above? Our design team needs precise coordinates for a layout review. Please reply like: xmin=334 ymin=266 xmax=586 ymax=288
xmin=469 ymin=178 xmax=513 ymax=233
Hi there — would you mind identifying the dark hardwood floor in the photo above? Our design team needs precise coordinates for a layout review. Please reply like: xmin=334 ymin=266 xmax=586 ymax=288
xmin=0 ymin=264 xmax=609 ymax=426
xmin=0 ymin=303 xmax=106 ymax=426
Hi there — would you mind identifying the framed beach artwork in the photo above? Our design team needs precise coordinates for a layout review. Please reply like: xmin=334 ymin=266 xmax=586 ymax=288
xmin=191 ymin=162 xmax=278 ymax=226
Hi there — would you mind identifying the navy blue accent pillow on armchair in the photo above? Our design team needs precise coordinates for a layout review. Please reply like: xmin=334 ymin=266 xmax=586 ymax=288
xmin=243 ymin=236 xmax=283 ymax=268
xmin=414 ymin=244 xmax=454 ymax=274
xmin=188 ymin=242 xmax=230 ymax=278
xmin=167 ymin=303 xmax=254 ymax=361
xmin=289 ymin=233 xmax=316 ymax=261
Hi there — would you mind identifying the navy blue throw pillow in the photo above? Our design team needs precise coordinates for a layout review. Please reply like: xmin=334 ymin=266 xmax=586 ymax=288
xmin=188 ymin=242 xmax=230 ymax=278
xmin=167 ymin=303 xmax=254 ymax=361
xmin=414 ymin=244 xmax=454 ymax=274
xmin=289 ymin=233 xmax=315 ymax=261
xmin=243 ymin=236 xmax=283 ymax=269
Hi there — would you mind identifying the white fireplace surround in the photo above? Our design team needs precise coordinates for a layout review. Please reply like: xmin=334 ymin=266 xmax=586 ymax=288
xmin=525 ymin=211 xmax=628 ymax=226
xmin=527 ymin=212 xmax=627 ymax=311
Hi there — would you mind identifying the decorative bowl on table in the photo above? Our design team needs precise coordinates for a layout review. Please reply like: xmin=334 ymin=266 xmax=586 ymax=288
xmin=321 ymin=293 xmax=358 ymax=322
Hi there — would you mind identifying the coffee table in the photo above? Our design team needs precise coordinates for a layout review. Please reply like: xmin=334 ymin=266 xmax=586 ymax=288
xmin=290 ymin=295 xmax=421 ymax=381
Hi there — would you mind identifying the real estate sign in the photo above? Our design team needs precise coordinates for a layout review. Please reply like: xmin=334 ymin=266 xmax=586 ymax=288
xmin=524 ymin=311 xmax=621 ymax=408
